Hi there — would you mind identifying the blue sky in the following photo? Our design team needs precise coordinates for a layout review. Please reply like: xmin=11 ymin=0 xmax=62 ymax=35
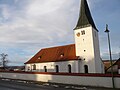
xmin=0 ymin=0 xmax=119 ymax=66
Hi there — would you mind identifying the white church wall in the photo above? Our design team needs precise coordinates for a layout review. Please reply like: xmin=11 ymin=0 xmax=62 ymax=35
xmin=0 ymin=72 xmax=120 ymax=88
xmin=25 ymin=60 xmax=79 ymax=73
xmin=118 ymin=69 xmax=120 ymax=74
xmin=92 ymin=28 xmax=105 ymax=73
xmin=25 ymin=64 xmax=30 ymax=71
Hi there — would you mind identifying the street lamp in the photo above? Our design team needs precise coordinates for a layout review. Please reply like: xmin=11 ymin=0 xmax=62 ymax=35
xmin=119 ymin=47 xmax=120 ymax=59
xmin=104 ymin=24 xmax=115 ymax=88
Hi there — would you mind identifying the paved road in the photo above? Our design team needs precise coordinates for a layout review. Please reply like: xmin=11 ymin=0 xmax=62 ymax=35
xmin=0 ymin=79 xmax=73 ymax=90
xmin=0 ymin=79 xmax=118 ymax=90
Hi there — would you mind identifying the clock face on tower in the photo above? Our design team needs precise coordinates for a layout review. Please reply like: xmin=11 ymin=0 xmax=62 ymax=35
xmin=76 ymin=32 xmax=80 ymax=37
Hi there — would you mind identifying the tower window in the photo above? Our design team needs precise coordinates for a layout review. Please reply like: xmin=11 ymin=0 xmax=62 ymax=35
xmin=81 ymin=30 xmax=85 ymax=35
xmin=84 ymin=65 xmax=88 ymax=73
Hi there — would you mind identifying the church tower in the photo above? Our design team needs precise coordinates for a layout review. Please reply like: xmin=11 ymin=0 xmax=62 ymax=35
xmin=74 ymin=0 xmax=104 ymax=73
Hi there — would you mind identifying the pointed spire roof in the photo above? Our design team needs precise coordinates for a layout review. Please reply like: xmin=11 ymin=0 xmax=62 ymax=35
xmin=74 ymin=0 xmax=97 ymax=30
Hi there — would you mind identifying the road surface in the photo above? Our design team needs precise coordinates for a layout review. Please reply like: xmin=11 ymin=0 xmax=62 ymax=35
xmin=0 ymin=78 xmax=118 ymax=90
xmin=0 ymin=79 xmax=74 ymax=90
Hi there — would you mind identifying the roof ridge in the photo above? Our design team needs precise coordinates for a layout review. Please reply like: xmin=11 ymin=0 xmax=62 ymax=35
xmin=25 ymin=43 xmax=78 ymax=64
xmin=43 ymin=44 xmax=75 ymax=50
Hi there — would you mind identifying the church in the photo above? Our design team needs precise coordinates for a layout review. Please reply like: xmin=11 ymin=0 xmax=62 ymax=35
xmin=25 ymin=0 xmax=104 ymax=73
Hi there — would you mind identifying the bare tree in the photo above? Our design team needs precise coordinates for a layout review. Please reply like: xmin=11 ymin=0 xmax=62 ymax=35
xmin=0 ymin=53 xmax=9 ymax=70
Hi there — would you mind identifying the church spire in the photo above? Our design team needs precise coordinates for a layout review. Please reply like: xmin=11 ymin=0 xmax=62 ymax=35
xmin=74 ymin=0 xmax=97 ymax=30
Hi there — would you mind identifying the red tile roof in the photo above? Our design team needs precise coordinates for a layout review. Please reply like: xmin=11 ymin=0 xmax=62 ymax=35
xmin=25 ymin=44 xmax=79 ymax=64
xmin=113 ymin=58 xmax=120 ymax=69
xmin=103 ymin=58 xmax=120 ymax=71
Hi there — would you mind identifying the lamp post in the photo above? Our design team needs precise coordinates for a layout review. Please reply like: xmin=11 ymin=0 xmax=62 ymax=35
xmin=104 ymin=24 xmax=115 ymax=88
xmin=119 ymin=47 xmax=120 ymax=59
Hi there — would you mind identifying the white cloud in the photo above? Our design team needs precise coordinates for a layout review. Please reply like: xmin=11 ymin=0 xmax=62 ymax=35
xmin=26 ymin=0 xmax=68 ymax=16
xmin=0 ymin=0 xmax=77 ymax=44
xmin=2 ymin=6 xmax=10 ymax=19
xmin=0 ymin=0 xmax=78 ymax=65
xmin=14 ymin=0 xmax=18 ymax=4
xmin=0 ymin=5 xmax=10 ymax=21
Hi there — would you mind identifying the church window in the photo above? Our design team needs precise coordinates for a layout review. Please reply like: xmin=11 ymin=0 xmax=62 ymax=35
xmin=84 ymin=65 xmax=88 ymax=73
xmin=28 ymin=66 xmax=30 ymax=71
xmin=44 ymin=66 xmax=47 ymax=72
xmin=81 ymin=30 xmax=85 ymax=35
xmin=68 ymin=64 xmax=71 ymax=73
xmin=33 ymin=64 xmax=36 ymax=70
xmin=55 ymin=65 xmax=59 ymax=73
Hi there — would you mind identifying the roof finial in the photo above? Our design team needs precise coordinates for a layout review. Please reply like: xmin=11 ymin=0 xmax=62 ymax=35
xmin=105 ymin=24 xmax=110 ymax=33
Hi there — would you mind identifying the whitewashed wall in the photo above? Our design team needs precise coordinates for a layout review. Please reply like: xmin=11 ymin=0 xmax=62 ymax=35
xmin=25 ymin=60 xmax=79 ymax=73
xmin=0 ymin=72 xmax=120 ymax=88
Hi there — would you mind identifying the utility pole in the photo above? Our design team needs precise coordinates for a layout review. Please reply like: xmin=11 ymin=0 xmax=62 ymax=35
xmin=119 ymin=47 xmax=120 ymax=59
xmin=104 ymin=24 xmax=115 ymax=88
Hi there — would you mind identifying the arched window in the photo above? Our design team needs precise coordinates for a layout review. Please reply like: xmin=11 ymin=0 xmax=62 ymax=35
xmin=33 ymin=64 xmax=36 ymax=70
xmin=27 ymin=66 xmax=30 ymax=71
xmin=84 ymin=65 xmax=88 ymax=73
xmin=68 ymin=64 xmax=71 ymax=73
xmin=44 ymin=66 xmax=47 ymax=72
xmin=55 ymin=65 xmax=59 ymax=73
